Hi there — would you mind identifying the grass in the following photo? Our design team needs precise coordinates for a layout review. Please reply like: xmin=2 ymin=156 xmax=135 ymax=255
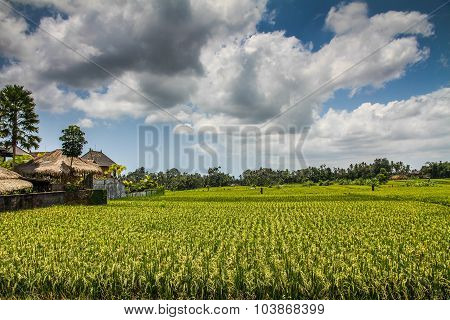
xmin=0 ymin=180 xmax=449 ymax=299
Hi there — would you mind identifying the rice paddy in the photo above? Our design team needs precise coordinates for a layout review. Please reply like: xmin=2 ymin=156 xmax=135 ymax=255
xmin=0 ymin=181 xmax=449 ymax=299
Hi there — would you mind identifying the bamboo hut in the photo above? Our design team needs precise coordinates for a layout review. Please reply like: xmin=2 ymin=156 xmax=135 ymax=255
xmin=15 ymin=149 xmax=102 ymax=178
xmin=0 ymin=167 xmax=33 ymax=194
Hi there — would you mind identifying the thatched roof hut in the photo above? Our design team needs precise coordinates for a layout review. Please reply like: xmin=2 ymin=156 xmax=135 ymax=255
xmin=0 ymin=167 xmax=33 ymax=194
xmin=15 ymin=149 xmax=103 ymax=178
xmin=82 ymin=149 xmax=116 ymax=171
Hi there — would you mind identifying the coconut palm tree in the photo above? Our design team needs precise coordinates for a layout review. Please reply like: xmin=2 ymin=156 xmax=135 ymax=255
xmin=0 ymin=84 xmax=41 ymax=167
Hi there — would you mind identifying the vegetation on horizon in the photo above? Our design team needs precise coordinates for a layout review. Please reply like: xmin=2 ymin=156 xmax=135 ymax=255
xmin=124 ymin=159 xmax=450 ymax=191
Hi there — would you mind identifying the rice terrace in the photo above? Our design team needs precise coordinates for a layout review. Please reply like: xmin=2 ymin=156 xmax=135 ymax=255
xmin=1 ymin=181 xmax=448 ymax=300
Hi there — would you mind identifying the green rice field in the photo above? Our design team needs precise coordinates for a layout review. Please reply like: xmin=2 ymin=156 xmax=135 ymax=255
xmin=0 ymin=180 xmax=449 ymax=299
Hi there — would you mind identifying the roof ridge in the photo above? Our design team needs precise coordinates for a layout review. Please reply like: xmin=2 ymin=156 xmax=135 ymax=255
xmin=81 ymin=149 xmax=116 ymax=167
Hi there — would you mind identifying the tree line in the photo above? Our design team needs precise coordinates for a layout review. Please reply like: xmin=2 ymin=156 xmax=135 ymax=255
xmin=123 ymin=159 xmax=450 ymax=191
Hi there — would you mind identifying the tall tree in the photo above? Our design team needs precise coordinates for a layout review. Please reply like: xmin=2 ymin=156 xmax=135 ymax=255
xmin=0 ymin=85 xmax=41 ymax=167
xmin=59 ymin=125 xmax=87 ymax=168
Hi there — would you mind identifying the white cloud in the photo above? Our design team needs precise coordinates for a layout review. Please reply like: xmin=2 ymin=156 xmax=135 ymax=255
xmin=0 ymin=0 xmax=268 ymax=119
xmin=302 ymin=87 xmax=450 ymax=166
xmin=0 ymin=1 xmax=433 ymax=127
xmin=1 ymin=1 xmax=447 ymax=165
xmin=145 ymin=87 xmax=450 ymax=172
xmin=77 ymin=118 xmax=94 ymax=128
xmin=192 ymin=2 xmax=433 ymax=127
xmin=325 ymin=2 xmax=369 ymax=35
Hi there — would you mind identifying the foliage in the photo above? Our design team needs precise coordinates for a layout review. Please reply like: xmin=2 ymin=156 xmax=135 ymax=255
xmin=318 ymin=180 xmax=332 ymax=186
xmin=241 ymin=168 xmax=282 ymax=186
xmin=105 ymin=163 xmax=126 ymax=179
xmin=205 ymin=167 xmax=234 ymax=187
xmin=0 ymin=84 xmax=41 ymax=165
xmin=88 ymin=189 xmax=107 ymax=205
xmin=420 ymin=161 xmax=450 ymax=179
xmin=0 ymin=154 xmax=33 ymax=169
xmin=240 ymin=159 xmax=410 ymax=185
xmin=122 ymin=158 xmax=449 ymax=192
xmin=59 ymin=125 xmax=87 ymax=159
xmin=123 ymin=175 xmax=158 ymax=193
xmin=376 ymin=168 xmax=389 ymax=184
xmin=63 ymin=182 xmax=83 ymax=192
xmin=404 ymin=179 xmax=436 ymax=187
xmin=167 ymin=170 xmax=204 ymax=191
xmin=124 ymin=167 xmax=235 ymax=191
xmin=0 ymin=182 xmax=448 ymax=299
xmin=123 ymin=167 xmax=146 ymax=182
xmin=63 ymin=176 xmax=85 ymax=191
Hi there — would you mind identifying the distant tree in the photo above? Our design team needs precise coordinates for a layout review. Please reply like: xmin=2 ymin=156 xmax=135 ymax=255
xmin=59 ymin=125 xmax=87 ymax=168
xmin=372 ymin=158 xmax=392 ymax=176
xmin=205 ymin=167 xmax=234 ymax=187
xmin=124 ymin=167 xmax=147 ymax=182
xmin=0 ymin=84 xmax=41 ymax=167
xmin=376 ymin=168 xmax=389 ymax=184
xmin=420 ymin=161 xmax=450 ymax=178
xmin=122 ymin=157 xmax=450 ymax=191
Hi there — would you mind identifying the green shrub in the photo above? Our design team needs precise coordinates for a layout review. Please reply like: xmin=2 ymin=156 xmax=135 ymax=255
xmin=64 ymin=182 xmax=83 ymax=192
xmin=404 ymin=179 xmax=436 ymax=187
xmin=123 ymin=175 xmax=162 ymax=193
xmin=89 ymin=189 xmax=107 ymax=205
xmin=0 ymin=155 xmax=33 ymax=169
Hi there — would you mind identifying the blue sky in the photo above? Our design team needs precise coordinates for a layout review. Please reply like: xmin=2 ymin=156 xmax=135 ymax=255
xmin=1 ymin=0 xmax=449 ymax=174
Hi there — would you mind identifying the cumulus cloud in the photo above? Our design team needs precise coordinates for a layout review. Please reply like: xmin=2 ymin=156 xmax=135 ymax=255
xmin=193 ymin=1 xmax=432 ymax=127
xmin=302 ymin=87 xmax=450 ymax=166
xmin=144 ymin=87 xmax=450 ymax=172
xmin=0 ymin=0 xmax=435 ymax=128
xmin=77 ymin=118 xmax=94 ymax=128
xmin=1 ymin=0 xmax=267 ymax=107
xmin=233 ymin=87 xmax=449 ymax=171
xmin=325 ymin=2 xmax=369 ymax=34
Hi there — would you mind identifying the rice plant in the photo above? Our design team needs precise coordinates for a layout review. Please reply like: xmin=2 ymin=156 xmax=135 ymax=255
xmin=0 ymin=183 xmax=449 ymax=299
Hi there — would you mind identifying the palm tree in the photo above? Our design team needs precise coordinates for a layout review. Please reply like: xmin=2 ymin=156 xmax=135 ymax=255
xmin=0 ymin=85 xmax=41 ymax=167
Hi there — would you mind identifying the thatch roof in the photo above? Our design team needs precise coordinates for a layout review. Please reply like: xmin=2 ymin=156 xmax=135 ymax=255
xmin=0 ymin=179 xmax=33 ymax=194
xmin=0 ymin=167 xmax=33 ymax=194
xmin=81 ymin=149 xmax=116 ymax=167
xmin=15 ymin=149 xmax=103 ymax=177
xmin=0 ymin=166 xmax=21 ymax=179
